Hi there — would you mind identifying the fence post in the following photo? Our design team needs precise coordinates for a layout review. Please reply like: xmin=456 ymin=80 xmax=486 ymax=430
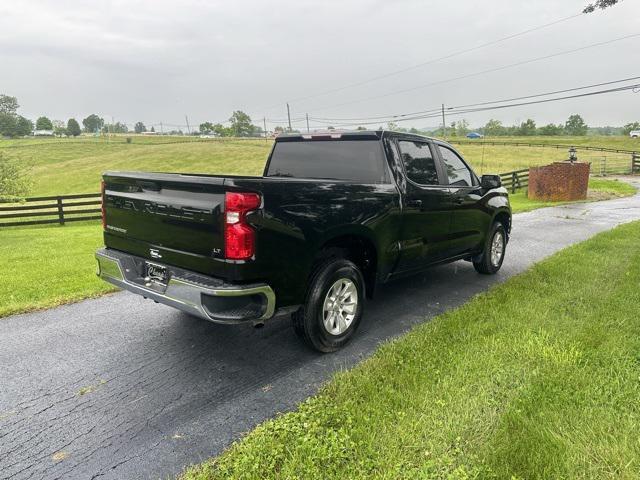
xmin=57 ymin=197 xmax=65 ymax=225
xmin=633 ymin=154 xmax=639 ymax=174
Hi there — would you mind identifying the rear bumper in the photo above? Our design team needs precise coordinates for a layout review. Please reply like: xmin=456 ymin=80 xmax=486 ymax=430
xmin=95 ymin=248 xmax=275 ymax=324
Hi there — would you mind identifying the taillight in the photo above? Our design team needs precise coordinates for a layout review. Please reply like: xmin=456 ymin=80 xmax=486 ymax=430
xmin=100 ymin=180 xmax=106 ymax=230
xmin=225 ymin=192 xmax=261 ymax=260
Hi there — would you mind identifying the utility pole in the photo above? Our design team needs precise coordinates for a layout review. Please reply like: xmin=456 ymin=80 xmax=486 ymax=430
xmin=185 ymin=115 xmax=191 ymax=135
xmin=263 ymin=117 xmax=267 ymax=141
xmin=306 ymin=113 xmax=310 ymax=133
xmin=160 ymin=121 xmax=164 ymax=135
xmin=441 ymin=104 xmax=446 ymax=139
xmin=286 ymin=103 xmax=292 ymax=132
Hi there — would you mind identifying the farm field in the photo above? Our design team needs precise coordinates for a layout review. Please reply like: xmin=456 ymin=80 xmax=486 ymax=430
xmin=0 ymin=135 xmax=638 ymax=196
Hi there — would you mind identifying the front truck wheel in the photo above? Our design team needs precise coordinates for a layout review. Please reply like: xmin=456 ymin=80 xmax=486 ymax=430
xmin=292 ymin=257 xmax=365 ymax=353
xmin=473 ymin=222 xmax=507 ymax=274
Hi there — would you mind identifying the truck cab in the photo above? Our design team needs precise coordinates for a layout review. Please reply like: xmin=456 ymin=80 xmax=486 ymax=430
xmin=96 ymin=131 xmax=511 ymax=352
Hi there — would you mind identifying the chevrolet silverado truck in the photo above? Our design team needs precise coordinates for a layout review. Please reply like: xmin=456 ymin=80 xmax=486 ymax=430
xmin=96 ymin=131 xmax=511 ymax=352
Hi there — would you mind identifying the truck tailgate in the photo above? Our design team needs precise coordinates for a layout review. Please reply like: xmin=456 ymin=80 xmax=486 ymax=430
xmin=102 ymin=172 xmax=237 ymax=278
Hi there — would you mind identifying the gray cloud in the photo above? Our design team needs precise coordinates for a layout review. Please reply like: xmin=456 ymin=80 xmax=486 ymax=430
xmin=1 ymin=0 xmax=638 ymax=129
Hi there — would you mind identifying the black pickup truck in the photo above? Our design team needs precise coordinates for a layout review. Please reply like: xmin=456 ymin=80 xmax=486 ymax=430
xmin=96 ymin=131 xmax=510 ymax=352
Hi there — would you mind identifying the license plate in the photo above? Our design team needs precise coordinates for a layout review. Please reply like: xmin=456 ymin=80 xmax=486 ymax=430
xmin=145 ymin=262 xmax=168 ymax=283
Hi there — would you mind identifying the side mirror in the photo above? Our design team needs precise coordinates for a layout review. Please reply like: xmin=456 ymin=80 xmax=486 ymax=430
xmin=480 ymin=174 xmax=501 ymax=189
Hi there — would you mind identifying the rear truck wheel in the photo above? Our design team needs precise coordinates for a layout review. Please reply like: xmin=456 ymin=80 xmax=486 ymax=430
xmin=292 ymin=257 xmax=365 ymax=352
xmin=473 ymin=222 xmax=506 ymax=275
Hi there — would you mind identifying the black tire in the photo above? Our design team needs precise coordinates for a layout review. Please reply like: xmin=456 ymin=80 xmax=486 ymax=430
xmin=292 ymin=257 xmax=365 ymax=353
xmin=473 ymin=222 xmax=506 ymax=275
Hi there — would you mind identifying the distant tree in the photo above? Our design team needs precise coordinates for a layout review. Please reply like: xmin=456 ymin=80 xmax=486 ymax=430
xmin=327 ymin=126 xmax=336 ymax=131
xmin=583 ymin=0 xmax=622 ymax=13
xmin=199 ymin=122 xmax=214 ymax=134
xmin=454 ymin=119 xmax=470 ymax=137
xmin=274 ymin=126 xmax=285 ymax=134
xmin=0 ymin=95 xmax=19 ymax=115
xmin=35 ymin=116 xmax=53 ymax=130
xmin=82 ymin=114 xmax=104 ymax=133
xmin=15 ymin=116 xmax=33 ymax=137
xmin=67 ymin=118 xmax=81 ymax=136
xmin=565 ymin=114 xmax=588 ymax=136
xmin=102 ymin=122 xmax=128 ymax=134
xmin=356 ymin=126 xmax=367 ymax=131
xmin=150 ymin=126 xmax=155 ymax=133
xmin=538 ymin=123 xmax=564 ymax=136
xmin=409 ymin=127 xmax=419 ymax=134
xmin=134 ymin=121 xmax=147 ymax=134
xmin=212 ymin=123 xmax=231 ymax=137
xmin=517 ymin=119 xmax=537 ymax=136
xmin=229 ymin=111 xmax=257 ymax=137
xmin=0 ymin=151 xmax=32 ymax=200
xmin=622 ymin=122 xmax=640 ymax=136
xmin=53 ymin=126 xmax=67 ymax=137
xmin=483 ymin=119 xmax=504 ymax=136
xmin=0 ymin=114 xmax=16 ymax=137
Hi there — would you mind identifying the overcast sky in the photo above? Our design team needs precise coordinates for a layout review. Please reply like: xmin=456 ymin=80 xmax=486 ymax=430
xmin=1 ymin=0 xmax=639 ymax=131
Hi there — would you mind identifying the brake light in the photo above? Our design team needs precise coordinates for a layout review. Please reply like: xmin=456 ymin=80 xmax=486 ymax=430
xmin=100 ymin=180 xmax=106 ymax=230
xmin=225 ymin=192 xmax=261 ymax=260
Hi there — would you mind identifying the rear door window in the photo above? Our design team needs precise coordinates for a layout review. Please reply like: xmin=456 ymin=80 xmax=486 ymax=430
xmin=397 ymin=140 xmax=440 ymax=186
xmin=266 ymin=139 xmax=389 ymax=183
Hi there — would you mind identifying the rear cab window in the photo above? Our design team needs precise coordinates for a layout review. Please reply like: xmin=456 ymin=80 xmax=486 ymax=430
xmin=266 ymin=138 xmax=389 ymax=184
xmin=397 ymin=140 xmax=440 ymax=186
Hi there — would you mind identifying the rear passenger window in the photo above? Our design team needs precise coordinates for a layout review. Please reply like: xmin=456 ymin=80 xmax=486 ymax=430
xmin=438 ymin=146 xmax=474 ymax=187
xmin=398 ymin=141 xmax=439 ymax=185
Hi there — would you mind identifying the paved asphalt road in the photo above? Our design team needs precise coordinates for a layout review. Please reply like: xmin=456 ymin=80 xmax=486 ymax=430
xmin=2 ymin=178 xmax=640 ymax=480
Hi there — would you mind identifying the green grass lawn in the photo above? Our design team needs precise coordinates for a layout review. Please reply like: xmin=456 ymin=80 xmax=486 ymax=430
xmin=1 ymin=135 xmax=637 ymax=196
xmin=0 ymin=136 xmax=271 ymax=196
xmin=510 ymin=177 xmax=637 ymax=213
xmin=0 ymin=222 xmax=115 ymax=317
xmin=181 ymin=220 xmax=640 ymax=480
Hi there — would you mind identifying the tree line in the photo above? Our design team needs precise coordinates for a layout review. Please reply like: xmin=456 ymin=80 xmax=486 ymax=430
xmin=388 ymin=115 xmax=640 ymax=138
xmin=3 ymin=93 xmax=639 ymax=139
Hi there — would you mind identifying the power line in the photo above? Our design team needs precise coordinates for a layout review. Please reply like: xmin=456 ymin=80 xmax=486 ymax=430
xmin=308 ymin=75 xmax=640 ymax=123
xmin=309 ymin=82 xmax=640 ymax=128
xmin=305 ymin=32 xmax=640 ymax=114
xmin=250 ymin=12 xmax=584 ymax=114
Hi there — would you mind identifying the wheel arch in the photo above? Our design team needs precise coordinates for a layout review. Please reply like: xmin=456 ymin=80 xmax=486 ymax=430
xmin=313 ymin=227 xmax=379 ymax=299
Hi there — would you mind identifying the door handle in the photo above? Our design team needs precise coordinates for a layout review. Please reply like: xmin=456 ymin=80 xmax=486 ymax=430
xmin=407 ymin=199 xmax=423 ymax=208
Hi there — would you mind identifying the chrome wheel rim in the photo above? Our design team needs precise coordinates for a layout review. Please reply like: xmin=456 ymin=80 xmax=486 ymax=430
xmin=490 ymin=231 xmax=504 ymax=267
xmin=322 ymin=278 xmax=358 ymax=336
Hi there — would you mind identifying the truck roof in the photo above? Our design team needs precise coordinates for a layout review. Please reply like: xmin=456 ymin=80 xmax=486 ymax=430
xmin=275 ymin=130 xmax=437 ymax=142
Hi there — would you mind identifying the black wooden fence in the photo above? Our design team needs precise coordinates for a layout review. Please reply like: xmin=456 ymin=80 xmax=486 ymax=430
xmin=499 ymin=169 xmax=529 ymax=193
xmin=633 ymin=154 xmax=640 ymax=174
xmin=0 ymin=193 xmax=101 ymax=227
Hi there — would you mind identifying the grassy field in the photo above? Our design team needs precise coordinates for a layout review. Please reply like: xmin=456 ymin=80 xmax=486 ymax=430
xmin=0 ymin=135 xmax=637 ymax=196
xmin=450 ymin=135 xmax=638 ymax=176
xmin=0 ymin=136 xmax=270 ymax=196
xmin=0 ymin=222 xmax=116 ymax=318
xmin=182 ymin=220 xmax=640 ymax=480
